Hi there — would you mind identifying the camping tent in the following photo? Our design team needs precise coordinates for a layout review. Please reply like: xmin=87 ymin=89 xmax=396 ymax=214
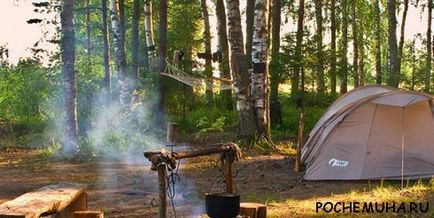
xmin=301 ymin=85 xmax=434 ymax=180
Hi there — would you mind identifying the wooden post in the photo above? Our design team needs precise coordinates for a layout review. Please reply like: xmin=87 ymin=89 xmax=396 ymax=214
xmin=224 ymin=152 xmax=233 ymax=193
xmin=166 ymin=122 xmax=178 ymax=144
xmin=157 ymin=164 xmax=167 ymax=218
xmin=295 ymin=112 xmax=305 ymax=173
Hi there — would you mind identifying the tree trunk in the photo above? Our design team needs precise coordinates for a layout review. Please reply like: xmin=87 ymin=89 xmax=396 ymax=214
xmin=225 ymin=0 xmax=256 ymax=141
xmin=101 ymin=0 xmax=111 ymax=96
xmin=270 ymin=0 xmax=282 ymax=126
xmin=201 ymin=0 xmax=213 ymax=103
xmin=157 ymin=0 xmax=168 ymax=126
xmin=387 ymin=0 xmax=399 ymax=87
xmin=215 ymin=0 xmax=233 ymax=110
xmin=314 ymin=0 xmax=324 ymax=93
xmin=245 ymin=0 xmax=255 ymax=66
xmin=330 ymin=0 xmax=337 ymax=93
xmin=144 ymin=0 xmax=155 ymax=70
xmin=426 ymin=0 xmax=432 ymax=92
xmin=375 ymin=0 xmax=382 ymax=84
xmin=61 ymin=0 xmax=79 ymax=155
xmin=339 ymin=0 xmax=348 ymax=94
xmin=252 ymin=0 xmax=270 ymax=139
xmin=351 ymin=0 xmax=359 ymax=88
xmin=110 ymin=0 xmax=129 ymax=107
xmin=119 ymin=0 xmax=126 ymax=49
xmin=358 ymin=15 xmax=365 ymax=86
xmin=398 ymin=0 xmax=409 ymax=75
xmin=132 ymin=0 xmax=140 ymax=83
xmin=86 ymin=0 xmax=91 ymax=58
xmin=292 ymin=0 xmax=304 ymax=99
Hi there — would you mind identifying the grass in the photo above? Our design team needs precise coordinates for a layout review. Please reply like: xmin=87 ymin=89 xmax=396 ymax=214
xmin=265 ymin=179 xmax=434 ymax=217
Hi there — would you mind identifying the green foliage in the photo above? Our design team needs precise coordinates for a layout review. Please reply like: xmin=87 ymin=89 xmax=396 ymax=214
xmin=171 ymin=107 xmax=237 ymax=134
xmin=0 ymin=59 xmax=59 ymax=136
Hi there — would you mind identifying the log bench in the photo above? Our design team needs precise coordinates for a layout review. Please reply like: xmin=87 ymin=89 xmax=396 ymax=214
xmin=0 ymin=183 xmax=87 ymax=218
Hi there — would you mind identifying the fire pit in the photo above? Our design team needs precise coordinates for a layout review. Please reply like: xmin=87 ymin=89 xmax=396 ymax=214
xmin=205 ymin=192 xmax=240 ymax=218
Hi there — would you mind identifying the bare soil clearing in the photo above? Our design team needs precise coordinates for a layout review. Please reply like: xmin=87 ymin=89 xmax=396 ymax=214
xmin=0 ymin=147 xmax=433 ymax=217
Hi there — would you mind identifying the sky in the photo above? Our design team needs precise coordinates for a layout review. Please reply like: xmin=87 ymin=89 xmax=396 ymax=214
xmin=0 ymin=0 xmax=429 ymax=65
xmin=0 ymin=0 xmax=57 ymax=64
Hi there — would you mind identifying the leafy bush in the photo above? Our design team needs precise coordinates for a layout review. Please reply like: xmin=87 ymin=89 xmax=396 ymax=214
xmin=170 ymin=107 xmax=237 ymax=134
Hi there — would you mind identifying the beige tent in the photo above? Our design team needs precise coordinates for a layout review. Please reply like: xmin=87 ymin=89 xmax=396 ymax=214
xmin=301 ymin=85 xmax=434 ymax=180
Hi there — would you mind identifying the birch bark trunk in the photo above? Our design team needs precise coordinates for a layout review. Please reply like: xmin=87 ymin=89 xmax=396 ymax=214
xmin=109 ymin=0 xmax=129 ymax=107
xmin=252 ymin=0 xmax=270 ymax=139
xmin=144 ymin=0 xmax=155 ymax=70
xmin=225 ymin=0 xmax=255 ymax=141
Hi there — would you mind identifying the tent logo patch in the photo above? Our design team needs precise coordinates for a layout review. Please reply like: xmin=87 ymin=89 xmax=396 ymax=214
xmin=328 ymin=158 xmax=349 ymax=168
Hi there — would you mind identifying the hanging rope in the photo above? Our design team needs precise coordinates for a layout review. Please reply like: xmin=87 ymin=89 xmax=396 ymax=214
xmin=160 ymin=59 xmax=233 ymax=91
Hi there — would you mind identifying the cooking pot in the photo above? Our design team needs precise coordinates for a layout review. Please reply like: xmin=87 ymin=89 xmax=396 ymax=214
xmin=205 ymin=192 xmax=240 ymax=218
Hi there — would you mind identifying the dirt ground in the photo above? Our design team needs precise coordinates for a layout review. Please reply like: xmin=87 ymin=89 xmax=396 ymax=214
xmin=0 ymin=143 xmax=433 ymax=217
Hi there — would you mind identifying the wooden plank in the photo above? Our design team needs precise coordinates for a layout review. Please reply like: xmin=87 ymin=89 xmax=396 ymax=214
xmin=0 ymin=183 xmax=87 ymax=218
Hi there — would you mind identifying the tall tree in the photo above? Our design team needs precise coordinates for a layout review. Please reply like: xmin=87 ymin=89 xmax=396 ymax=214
xmin=101 ymin=0 xmax=111 ymax=95
xmin=61 ymin=0 xmax=79 ymax=155
xmin=351 ymin=0 xmax=359 ymax=88
xmin=358 ymin=14 xmax=365 ymax=86
xmin=398 ymin=0 xmax=409 ymax=74
xmin=131 ymin=0 xmax=140 ymax=83
xmin=426 ymin=0 xmax=432 ymax=92
xmin=157 ymin=0 xmax=168 ymax=125
xmin=252 ymin=0 xmax=271 ymax=139
xmin=201 ymin=0 xmax=213 ymax=102
xmin=314 ymin=0 xmax=325 ymax=93
xmin=330 ymin=0 xmax=337 ymax=93
xmin=119 ymin=0 xmax=126 ymax=49
xmin=292 ymin=0 xmax=305 ymax=98
xmin=85 ymin=0 xmax=92 ymax=58
xmin=245 ymin=0 xmax=255 ymax=66
xmin=339 ymin=0 xmax=348 ymax=94
xmin=215 ymin=0 xmax=233 ymax=110
xmin=270 ymin=0 xmax=282 ymax=125
xmin=144 ymin=0 xmax=155 ymax=69
xmin=374 ymin=0 xmax=382 ymax=84
xmin=387 ymin=0 xmax=399 ymax=87
xmin=109 ymin=0 xmax=129 ymax=107
xmin=225 ymin=0 xmax=256 ymax=141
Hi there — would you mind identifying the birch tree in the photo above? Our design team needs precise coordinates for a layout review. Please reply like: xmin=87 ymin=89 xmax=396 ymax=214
xmin=245 ymin=0 xmax=255 ymax=66
xmin=225 ymin=0 xmax=256 ymax=141
xmin=252 ymin=0 xmax=270 ymax=139
xmin=109 ymin=0 xmax=129 ymax=107
xmin=61 ymin=0 xmax=79 ymax=155
xmin=144 ymin=0 xmax=155 ymax=69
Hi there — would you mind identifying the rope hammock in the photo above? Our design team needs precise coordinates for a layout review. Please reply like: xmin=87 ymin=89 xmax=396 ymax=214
xmin=160 ymin=60 xmax=233 ymax=91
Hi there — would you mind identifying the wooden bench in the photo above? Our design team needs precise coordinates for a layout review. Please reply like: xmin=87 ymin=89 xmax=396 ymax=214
xmin=0 ymin=183 xmax=87 ymax=218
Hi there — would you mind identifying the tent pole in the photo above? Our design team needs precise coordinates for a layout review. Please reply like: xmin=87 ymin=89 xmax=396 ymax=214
xmin=401 ymin=107 xmax=405 ymax=188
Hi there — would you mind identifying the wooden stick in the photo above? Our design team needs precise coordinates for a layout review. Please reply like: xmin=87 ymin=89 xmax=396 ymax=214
xmin=157 ymin=164 xmax=167 ymax=218
xmin=224 ymin=152 xmax=233 ymax=193
xmin=295 ymin=112 xmax=305 ymax=173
